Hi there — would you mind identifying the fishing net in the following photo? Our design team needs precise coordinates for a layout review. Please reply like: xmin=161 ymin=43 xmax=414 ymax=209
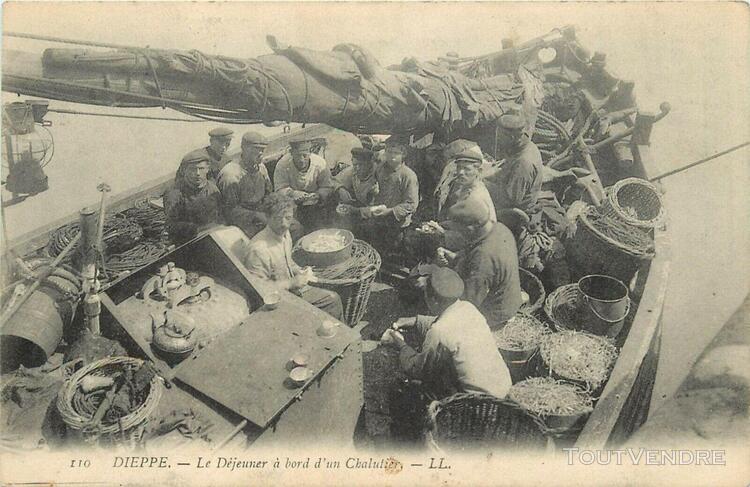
xmin=509 ymin=377 xmax=593 ymax=417
xmin=540 ymin=330 xmax=618 ymax=390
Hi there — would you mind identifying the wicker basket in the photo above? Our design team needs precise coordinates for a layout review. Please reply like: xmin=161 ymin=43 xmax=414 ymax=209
xmin=300 ymin=240 xmax=382 ymax=327
xmin=602 ymin=177 xmax=665 ymax=228
xmin=544 ymin=283 xmax=585 ymax=332
xmin=519 ymin=268 xmax=546 ymax=315
xmin=425 ymin=393 xmax=548 ymax=452
xmin=56 ymin=356 xmax=163 ymax=446
xmin=566 ymin=205 xmax=654 ymax=283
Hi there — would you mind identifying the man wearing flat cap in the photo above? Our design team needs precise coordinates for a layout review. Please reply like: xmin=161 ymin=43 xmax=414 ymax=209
xmin=165 ymin=149 xmax=223 ymax=243
xmin=434 ymin=197 xmax=523 ymax=328
xmin=193 ymin=127 xmax=234 ymax=181
xmin=217 ymin=131 xmax=273 ymax=238
xmin=358 ymin=135 xmax=419 ymax=257
xmin=274 ymin=137 xmax=334 ymax=232
xmin=335 ymin=147 xmax=379 ymax=207
xmin=382 ymin=266 xmax=512 ymax=400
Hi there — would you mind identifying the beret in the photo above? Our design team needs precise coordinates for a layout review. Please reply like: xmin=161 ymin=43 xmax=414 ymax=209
xmin=209 ymin=127 xmax=234 ymax=138
xmin=448 ymin=198 xmax=491 ymax=227
xmin=498 ymin=113 xmax=526 ymax=131
xmin=428 ymin=267 xmax=465 ymax=300
xmin=241 ymin=131 xmax=268 ymax=146
xmin=351 ymin=147 xmax=374 ymax=160
xmin=181 ymin=149 xmax=210 ymax=165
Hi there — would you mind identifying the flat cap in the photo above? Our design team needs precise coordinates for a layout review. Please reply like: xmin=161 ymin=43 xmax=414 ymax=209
xmin=498 ymin=113 xmax=526 ymax=131
xmin=209 ymin=127 xmax=234 ymax=138
xmin=289 ymin=138 xmax=314 ymax=151
xmin=181 ymin=149 xmax=210 ymax=165
xmin=428 ymin=267 xmax=465 ymax=301
xmin=448 ymin=198 xmax=492 ymax=227
xmin=241 ymin=131 xmax=268 ymax=146
xmin=444 ymin=139 xmax=482 ymax=161
xmin=452 ymin=147 xmax=483 ymax=164
xmin=351 ymin=147 xmax=374 ymax=160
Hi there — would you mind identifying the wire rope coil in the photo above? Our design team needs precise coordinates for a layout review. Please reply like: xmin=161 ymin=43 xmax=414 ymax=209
xmin=56 ymin=356 xmax=163 ymax=445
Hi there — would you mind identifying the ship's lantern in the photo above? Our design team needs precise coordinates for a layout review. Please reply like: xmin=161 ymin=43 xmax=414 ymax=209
xmin=2 ymin=100 xmax=54 ymax=198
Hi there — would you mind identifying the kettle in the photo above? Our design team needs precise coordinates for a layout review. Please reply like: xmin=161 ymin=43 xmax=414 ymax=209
xmin=151 ymin=309 xmax=197 ymax=363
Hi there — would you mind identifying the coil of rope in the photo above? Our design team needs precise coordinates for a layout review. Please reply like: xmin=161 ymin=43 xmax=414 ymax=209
xmin=47 ymin=215 xmax=143 ymax=258
xmin=104 ymin=241 xmax=170 ymax=277
xmin=121 ymin=199 xmax=167 ymax=238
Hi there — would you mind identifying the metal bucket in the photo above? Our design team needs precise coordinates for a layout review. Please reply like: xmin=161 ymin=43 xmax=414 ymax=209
xmin=1 ymin=288 xmax=67 ymax=370
xmin=578 ymin=274 xmax=630 ymax=338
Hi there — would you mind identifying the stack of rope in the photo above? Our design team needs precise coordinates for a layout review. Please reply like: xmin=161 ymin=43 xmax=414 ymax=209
xmin=47 ymin=215 xmax=143 ymax=258
xmin=121 ymin=198 xmax=167 ymax=238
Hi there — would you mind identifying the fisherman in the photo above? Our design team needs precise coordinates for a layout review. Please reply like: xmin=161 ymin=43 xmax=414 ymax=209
xmin=217 ymin=131 xmax=272 ymax=238
xmin=489 ymin=112 xmax=572 ymax=233
xmin=198 ymin=127 xmax=234 ymax=181
xmin=333 ymin=147 xmax=379 ymax=230
xmin=381 ymin=266 xmax=512 ymax=399
xmin=164 ymin=149 xmax=223 ymax=244
xmin=242 ymin=193 xmax=343 ymax=320
xmin=405 ymin=140 xmax=496 ymax=262
xmin=434 ymin=198 xmax=522 ymax=329
xmin=274 ymin=137 xmax=334 ymax=233
xmin=358 ymin=135 xmax=419 ymax=258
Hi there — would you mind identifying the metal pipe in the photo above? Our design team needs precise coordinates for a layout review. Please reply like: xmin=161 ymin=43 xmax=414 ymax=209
xmin=649 ymin=141 xmax=749 ymax=182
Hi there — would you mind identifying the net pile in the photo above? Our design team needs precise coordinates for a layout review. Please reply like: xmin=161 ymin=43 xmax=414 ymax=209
xmin=540 ymin=331 xmax=618 ymax=390
xmin=493 ymin=313 xmax=551 ymax=351
xmin=509 ymin=377 xmax=593 ymax=417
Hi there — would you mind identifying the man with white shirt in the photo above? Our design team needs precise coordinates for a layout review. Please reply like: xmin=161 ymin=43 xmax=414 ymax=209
xmin=382 ymin=266 xmax=512 ymax=400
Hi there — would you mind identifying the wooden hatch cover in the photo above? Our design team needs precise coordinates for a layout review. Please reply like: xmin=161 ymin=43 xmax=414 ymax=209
xmin=174 ymin=291 xmax=360 ymax=428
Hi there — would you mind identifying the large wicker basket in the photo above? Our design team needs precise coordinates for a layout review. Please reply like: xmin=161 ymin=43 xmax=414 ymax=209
xmin=425 ymin=393 xmax=548 ymax=452
xmin=544 ymin=283 xmax=584 ymax=332
xmin=602 ymin=177 xmax=665 ymax=228
xmin=300 ymin=239 xmax=381 ymax=327
xmin=56 ymin=356 xmax=163 ymax=446
xmin=566 ymin=205 xmax=654 ymax=283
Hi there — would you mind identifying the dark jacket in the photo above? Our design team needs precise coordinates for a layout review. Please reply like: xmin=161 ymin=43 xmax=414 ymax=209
xmin=452 ymin=222 xmax=523 ymax=327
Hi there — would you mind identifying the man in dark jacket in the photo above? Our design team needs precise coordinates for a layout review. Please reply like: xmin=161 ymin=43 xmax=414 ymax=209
xmin=435 ymin=198 xmax=522 ymax=328
xmin=165 ymin=150 xmax=223 ymax=244
xmin=217 ymin=131 xmax=272 ymax=238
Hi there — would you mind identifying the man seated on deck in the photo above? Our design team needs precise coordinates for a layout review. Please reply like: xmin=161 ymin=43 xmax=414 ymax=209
xmin=190 ymin=127 xmax=234 ymax=182
xmin=381 ymin=266 xmax=512 ymax=400
xmin=434 ymin=198 xmax=522 ymax=329
xmin=273 ymin=137 xmax=335 ymax=234
xmin=241 ymin=193 xmax=343 ymax=320
xmin=357 ymin=135 xmax=419 ymax=259
xmin=405 ymin=139 xmax=497 ymax=262
xmin=164 ymin=149 xmax=224 ymax=244
xmin=217 ymin=131 xmax=272 ymax=239
xmin=333 ymin=147 xmax=379 ymax=230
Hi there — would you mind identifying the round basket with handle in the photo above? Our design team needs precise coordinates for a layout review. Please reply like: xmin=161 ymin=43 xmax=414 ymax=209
xmin=296 ymin=239 xmax=381 ymax=327
xmin=56 ymin=356 xmax=163 ymax=446
xmin=425 ymin=393 xmax=548 ymax=452
xmin=544 ymin=283 xmax=585 ymax=332
xmin=602 ymin=177 xmax=665 ymax=228
xmin=519 ymin=268 xmax=546 ymax=315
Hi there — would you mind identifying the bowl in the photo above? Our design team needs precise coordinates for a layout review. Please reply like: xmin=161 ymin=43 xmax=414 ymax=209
xmin=295 ymin=229 xmax=354 ymax=267
xmin=263 ymin=291 xmax=280 ymax=310
xmin=316 ymin=320 xmax=338 ymax=338
xmin=291 ymin=353 xmax=309 ymax=368
xmin=289 ymin=367 xmax=313 ymax=387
